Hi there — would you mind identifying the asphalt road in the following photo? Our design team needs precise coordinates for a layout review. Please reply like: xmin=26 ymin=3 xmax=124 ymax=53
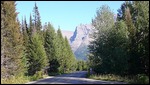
xmin=26 ymin=71 xmax=127 ymax=84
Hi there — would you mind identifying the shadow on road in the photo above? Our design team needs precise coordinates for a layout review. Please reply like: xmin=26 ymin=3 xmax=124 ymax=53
xmin=30 ymin=77 xmax=126 ymax=84
xmin=28 ymin=71 xmax=127 ymax=84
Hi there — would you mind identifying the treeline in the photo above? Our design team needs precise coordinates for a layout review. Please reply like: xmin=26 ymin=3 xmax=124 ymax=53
xmin=88 ymin=1 xmax=149 ymax=76
xmin=76 ymin=60 xmax=88 ymax=71
xmin=1 ymin=1 xmax=78 ymax=81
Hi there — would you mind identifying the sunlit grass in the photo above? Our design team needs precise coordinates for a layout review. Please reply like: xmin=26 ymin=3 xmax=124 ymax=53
xmin=1 ymin=71 xmax=50 ymax=84
xmin=89 ymin=74 xmax=127 ymax=82
xmin=88 ymin=73 xmax=149 ymax=84
xmin=1 ymin=75 xmax=30 ymax=84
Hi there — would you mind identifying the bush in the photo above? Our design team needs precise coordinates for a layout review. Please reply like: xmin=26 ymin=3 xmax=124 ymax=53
xmin=37 ymin=71 xmax=44 ymax=78
xmin=136 ymin=74 xmax=149 ymax=84
xmin=88 ymin=74 xmax=130 ymax=83
xmin=30 ymin=71 xmax=44 ymax=81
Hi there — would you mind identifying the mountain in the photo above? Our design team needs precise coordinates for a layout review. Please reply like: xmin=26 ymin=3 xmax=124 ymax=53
xmin=61 ymin=24 xmax=93 ymax=61
xmin=61 ymin=30 xmax=73 ymax=41
xmin=61 ymin=15 xmax=116 ymax=61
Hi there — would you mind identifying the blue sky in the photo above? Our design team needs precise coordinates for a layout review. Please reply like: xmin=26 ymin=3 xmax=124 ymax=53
xmin=16 ymin=1 xmax=124 ymax=31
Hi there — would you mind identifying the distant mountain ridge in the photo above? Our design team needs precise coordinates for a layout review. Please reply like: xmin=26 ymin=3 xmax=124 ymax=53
xmin=61 ymin=15 xmax=117 ymax=60
xmin=61 ymin=30 xmax=73 ymax=39
xmin=62 ymin=24 xmax=94 ymax=61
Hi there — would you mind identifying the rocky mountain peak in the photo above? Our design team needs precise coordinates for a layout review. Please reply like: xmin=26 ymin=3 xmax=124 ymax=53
xmin=70 ymin=24 xmax=93 ymax=43
xmin=69 ymin=24 xmax=94 ymax=60
xmin=62 ymin=23 xmax=94 ymax=61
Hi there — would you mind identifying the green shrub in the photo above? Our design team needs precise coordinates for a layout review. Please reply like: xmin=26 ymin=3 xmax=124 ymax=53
xmin=37 ymin=71 xmax=44 ymax=78
xmin=136 ymin=74 xmax=149 ymax=84
xmin=30 ymin=75 xmax=38 ymax=81
xmin=30 ymin=71 xmax=44 ymax=81
xmin=88 ymin=74 xmax=130 ymax=83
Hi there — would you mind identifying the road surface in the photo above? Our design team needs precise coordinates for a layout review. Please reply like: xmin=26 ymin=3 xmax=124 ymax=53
xmin=26 ymin=71 xmax=127 ymax=84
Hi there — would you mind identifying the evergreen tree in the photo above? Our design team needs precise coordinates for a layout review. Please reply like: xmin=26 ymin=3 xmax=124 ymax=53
xmin=106 ymin=21 xmax=128 ymax=75
xmin=32 ymin=2 xmax=44 ymax=45
xmin=21 ymin=17 xmax=29 ymax=75
xmin=124 ymin=6 xmax=138 ymax=75
xmin=89 ymin=1 xmax=149 ymax=76
xmin=117 ymin=1 xmax=133 ymax=21
xmin=89 ymin=5 xmax=129 ymax=75
xmin=28 ymin=32 xmax=48 ymax=75
xmin=56 ymin=28 xmax=66 ymax=73
xmin=24 ymin=3 xmax=49 ymax=76
xmin=117 ymin=1 xmax=149 ymax=75
xmin=64 ymin=37 xmax=76 ymax=72
xmin=88 ymin=5 xmax=115 ymax=73
xmin=133 ymin=1 xmax=149 ymax=75
xmin=44 ymin=22 xmax=58 ymax=72
xmin=28 ymin=14 xmax=33 ymax=37
xmin=125 ymin=1 xmax=149 ymax=75
xmin=32 ymin=2 xmax=41 ymax=32
xmin=1 ymin=1 xmax=25 ymax=78
xmin=22 ymin=17 xmax=29 ymax=48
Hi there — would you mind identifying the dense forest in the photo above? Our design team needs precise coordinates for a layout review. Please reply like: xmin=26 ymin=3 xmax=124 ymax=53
xmin=1 ymin=1 xmax=149 ymax=84
xmin=88 ymin=1 xmax=149 ymax=77
xmin=1 ymin=1 xmax=87 ymax=83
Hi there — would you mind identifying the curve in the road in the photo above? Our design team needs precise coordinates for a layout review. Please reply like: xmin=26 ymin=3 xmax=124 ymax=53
xmin=26 ymin=71 xmax=127 ymax=84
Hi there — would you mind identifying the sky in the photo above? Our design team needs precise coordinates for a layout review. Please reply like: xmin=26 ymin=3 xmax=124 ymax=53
xmin=16 ymin=1 xmax=124 ymax=31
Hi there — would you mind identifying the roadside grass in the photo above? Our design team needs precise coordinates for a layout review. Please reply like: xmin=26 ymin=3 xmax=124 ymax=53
xmin=128 ymin=74 xmax=149 ymax=84
xmin=1 ymin=71 xmax=50 ymax=84
xmin=89 ymin=74 xmax=128 ymax=82
xmin=1 ymin=71 xmax=72 ymax=84
xmin=1 ymin=75 xmax=30 ymax=84
xmin=1 ymin=74 xmax=50 ymax=84
xmin=87 ymin=73 xmax=149 ymax=84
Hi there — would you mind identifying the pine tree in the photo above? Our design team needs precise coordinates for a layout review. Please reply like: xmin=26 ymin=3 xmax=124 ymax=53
xmin=23 ymin=2 xmax=49 ymax=75
xmin=64 ymin=37 xmax=76 ymax=72
xmin=88 ymin=5 xmax=115 ymax=73
xmin=64 ymin=37 xmax=71 ymax=72
xmin=124 ymin=1 xmax=149 ymax=75
xmin=32 ymin=2 xmax=41 ymax=32
xmin=124 ymin=6 xmax=139 ymax=75
xmin=21 ymin=17 xmax=29 ymax=75
xmin=1 ymin=1 xmax=25 ymax=78
xmin=117 ymin=1 xmax=133 ymax=21
xmin=28 ymin=32 xmax=48 ymax=75
xmin=32 ymin=2 xmax=44 ymax=46
xmin=27 ymin=14 xmax=33 ymax=37
xmin=117 ymin=1 xmax=149 ymax=75
xmin=107 ymin=21 xmax=128 ymax=75
xmin=56 ymin=28 xmax=66 ymax=73
xmin=132 ymin=1 xmax=149 ymax=75
xmin=22 ymin=17 xmax=29 ymax=48
xmin=44 ymin=22 xmax=58 ymax=72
